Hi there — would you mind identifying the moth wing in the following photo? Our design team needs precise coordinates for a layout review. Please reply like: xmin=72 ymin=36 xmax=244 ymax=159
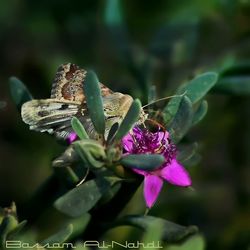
xmin=50 ymin=63 xmax=87 ymax=102
xmin=103 ymin=93 xmax=133 ymax=139
xmin=21 ymin=99 xmax=82 ymax=139
xmin=50 ymin=63 xmax=114 ymax=103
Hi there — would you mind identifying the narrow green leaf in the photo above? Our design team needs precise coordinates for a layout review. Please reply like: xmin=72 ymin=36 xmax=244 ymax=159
xmin=54 ymin=178 xmax=116 ymax=217
xmin=71 ymin=117 xmax=89 ymax=140
xmin=114 ymin=99 xmax=142 ymax=141
xmin=52 ymin=145 xmax=79 ymax=168
xmin=0 ymin=215 xmax=18 ymax=236
xmin=69 ymin=213 xmax=91 ymax=239
xmin=178 ymin=72 xmax=218 ymax=104
xmin=106 ymin=122 xmax=119 ymax=143
xmin=105 ymin=0 xmax=151 ymax=98
xmin=163 ymin=72 xmax=216 ymax=125
xmin=192 ymin=100 xmax=208 ymax=126
xmin=105 ymin=0 xmax=123 ymax=26
xmin=219 ymin=60 xmax=250 ymax=77
xmin=214 ymin=76 xmax=250 ymax=95
xmin=148 ymin=85 xmax=157 ymax=103
xmin=40 ymin=224 xmax=73 ymax=245
xmin=64 ymin=167 xmax=80 ymax=184
xmin=165 ymin=234 xmax=205 ymax=250
xmin=73 ymin=140 xmax=106 ymax=168
xmin=0 ymin=215 xmax=18 ymax=247
xmin=9 ymin=77 xmax=33 ymax=111
xmin=121 ymin=154 xmax=165 ymax=171
xmin=183 ymin=153 xmax=201 ymax=167
xmin=83 ymin=71 xmax=105 ymax=135
xmin=177 ymin=143 xmax=198 ymax=164
xmin=99 ymin=182 xmax=122 ymax=205
xmin=168 ymin=96 xmax=193 ymax=143
xmin=7 ymin=220 xmax=27 ymax=239
xmin=140 ymin=220 xmax=164 ymax=250
xmin=150 ymin=21 xmax=199 ymax=64
xmin=163 ymin=96 xmax=182 ymax=125
xmin=111 ymin=215 xmax=198 ymax=243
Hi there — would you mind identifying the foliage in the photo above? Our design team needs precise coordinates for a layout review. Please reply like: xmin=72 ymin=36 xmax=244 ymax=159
xmin=6 ymin=65 xmax=217 ymax=248
xmin=1 ymin=0 xmax=250 ymax=249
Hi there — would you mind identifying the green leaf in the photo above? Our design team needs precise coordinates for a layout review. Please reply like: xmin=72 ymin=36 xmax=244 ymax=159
xmin=40 ymin=224 xmax=73 ymax=245
xmin=163 ymin=72 xmax=216 ymax=125
xmin=111 ymin=215 xmax=198 ymax=243
xmin=54 ymin=178 xmax=117 ymax=217
xmin=140 ymin=219 xmax=164 ymax=250
xmin=192 ymin=100 xmax=208 ymax=126
xmin=83 ymin=70 xmax=105 ymax=135
xmin=106 ymin=122 xmax=119 ymax=143
xmin=0 ymin=215 xmax=18 ymax=247
xmin=183 ymin=153 xmax=201 ymax=167
xmin=148 ymin=85 xmax=157 ymax=103
xmin=165 ymin=234 xmax=205 ymax=250
xmin=168 ymin=96 xmax=193 ymax=143
xmin=52 ymin=145 xmax=79 ymax=168
xmin=219 ymin=60 xmax=250 ymax=76
xmin=69 ymin=213 xmax=91 ymax=239
xmin=121 ymin=154 xmax=165 ymax=171
xmin=71 ymin=116 xmax=89 ymax=140
xmin=9 ymin=77 xmax=33 ymax=111
xmin=163 ymin=96 xmax=182 ymax=125
xmin=104 ymin=0 xmax=151 ymax=98
xmin=114 ymin=99 xmax=142 ymax=141
xmin=99 ymin=182 xmax=122 ymax=205
xmin=150 ymin=21 xmax=199 ymax=65
xmin=105 ymin=0 xmax=123 ymax=26
xmin=178 ymin=72 xmax=218 ymax=104
xmin=73 ymin=140 xmax=106 ymax=168
xmin=7 ymin=220 xmax=27 ymax=239
xmin=214 ymin=76 xmax=250 ymax=95
xmin=177 ymin=143 xmax=198 ymax=165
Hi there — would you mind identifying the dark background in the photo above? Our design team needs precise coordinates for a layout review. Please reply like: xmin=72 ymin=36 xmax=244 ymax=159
xmin=0 ymin=0 xmax=249 ymax=249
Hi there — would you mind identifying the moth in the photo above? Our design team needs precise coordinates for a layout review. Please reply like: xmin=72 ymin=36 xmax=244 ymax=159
xmin=21 ymin=63 xmax=147 ymax=141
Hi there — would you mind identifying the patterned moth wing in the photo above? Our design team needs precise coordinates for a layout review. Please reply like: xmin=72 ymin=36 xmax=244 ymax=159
xmin=103 ymin=93 xmax=133 ymax=138
xmin=21 ymin=63 xmax=85 ymax=139
xmin=21 ymin=99 xmax=81 ymax=138
xmin=50 ymin=63 xmax=113 ymax=102
xmin=21 ymin=63 xmax=136 ymax=140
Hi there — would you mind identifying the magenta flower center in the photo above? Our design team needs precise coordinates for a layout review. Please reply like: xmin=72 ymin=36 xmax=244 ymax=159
xmin=128 ymin=127 xmax=177 ymax=168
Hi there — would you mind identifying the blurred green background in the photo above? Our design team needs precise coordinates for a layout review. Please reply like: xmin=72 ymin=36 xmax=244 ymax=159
xmin=0 ymin=0 xmax=250 ymax=249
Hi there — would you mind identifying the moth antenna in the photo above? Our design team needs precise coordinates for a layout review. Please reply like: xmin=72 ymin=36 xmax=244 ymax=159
xmin=143 ymin=109 xmax=163 ymax=116
xmin=142 ymin=91 xmax=187 ymax=109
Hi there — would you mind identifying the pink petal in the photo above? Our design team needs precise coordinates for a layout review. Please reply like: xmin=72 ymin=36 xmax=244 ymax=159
xmin=160 ymin=159 xmax=192 ymax=187
xmin=144 ymin=175 xmax=163 ymax=208
xmin=67 ymin=132 xmax=78 ymax=144
xmin=122 ymin=133 xmax=134 ymax=152
xmin=133 ymin=168 xmax=147 ymax=176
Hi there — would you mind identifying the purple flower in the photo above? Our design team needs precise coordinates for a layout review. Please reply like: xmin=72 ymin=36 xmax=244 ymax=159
xmin=122 ymin=127 xmax=192 ymax=208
